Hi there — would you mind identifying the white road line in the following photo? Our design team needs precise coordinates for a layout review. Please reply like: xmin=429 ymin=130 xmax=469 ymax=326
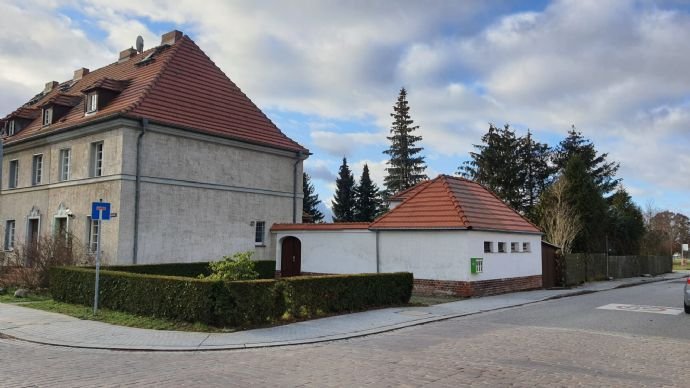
xmin=597 ymin=303 xmax=683 ymax=315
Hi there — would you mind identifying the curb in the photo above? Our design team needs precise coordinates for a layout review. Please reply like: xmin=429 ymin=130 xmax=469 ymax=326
xmin=1 ymin=274 xmax=685 ymax=352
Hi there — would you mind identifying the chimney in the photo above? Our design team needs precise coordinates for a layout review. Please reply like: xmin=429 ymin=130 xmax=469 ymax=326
xmin=43 ymin=81 xmax=59 ymax=93
xmin=161 ymin=30 xmax=183 ymax=46
xmin=73 ymin=67 xmax=89 ymax=80
xmin=119 ymin=47 xmax=138 ymax=63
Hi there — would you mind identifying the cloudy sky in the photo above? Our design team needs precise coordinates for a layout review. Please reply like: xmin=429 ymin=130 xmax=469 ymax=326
xmin=2 ymin=0 xmax=689 ymax=219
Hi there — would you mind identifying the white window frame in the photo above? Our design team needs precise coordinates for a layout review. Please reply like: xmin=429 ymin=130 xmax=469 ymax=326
xmin=32 ymin=154 xmax=43 ymax=186
xmin=90 ymin=141 xmax=104 ymax=177
xmin=8 ymin=159 xmax=18 ymax=189
xmin=54 ymin=215 xmax=70 ymax=241
xmin=510 ymin=242 xmax=519 ymax=253
xmin=86 ymin=92 xmax=98 ymax=113
xmin=498 ymin=242 xmax=506 ymax=253
xmin=59 ymin=148 xmax=71 ymax=181
xmin=8 ymin=120 xmax=15 ymax=136
xmin=5 ymin=220 xmax=16 ymax=251
xmin=475 ymin=257 xmax=484 ymax=273
xmin=87 ymin=216 xmax=100 ymax=253
xmin=483 ymin=241 xmax=493 ymax=253
xmin=255 ymin=221 xmax=266 ymax=245
xmin=523 ymin=242 xmax=531 ymax=253
xmin=42 ymin=107 xmax=53 ymax=126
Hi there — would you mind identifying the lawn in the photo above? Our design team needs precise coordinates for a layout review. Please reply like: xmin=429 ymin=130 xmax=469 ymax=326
xmin=673 ymin=260 xmax=690 ymax=271
xmin=0 ymin=288 xmax=51 ymax=303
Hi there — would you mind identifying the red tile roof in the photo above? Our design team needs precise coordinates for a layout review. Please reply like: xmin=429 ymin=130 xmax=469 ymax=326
xmin=388 ymin=180 xmax=432 ymax=201
xmin=271 ymin=222 xmax=370 ymax=232
xmin=370 ymin=175 xmax=541 ymax=233
xmin=2 ymin=32 xmax=306 ymax=154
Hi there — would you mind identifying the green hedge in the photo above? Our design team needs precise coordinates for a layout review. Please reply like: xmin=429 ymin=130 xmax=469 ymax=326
xmin=101 ymin=260 xmax=276 ymax=279
xmin=49 ymin=268 xmax=412 ymax=327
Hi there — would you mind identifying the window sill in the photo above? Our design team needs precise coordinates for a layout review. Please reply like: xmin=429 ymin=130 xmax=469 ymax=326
xmin=254 ymin=244 xmax=266 ymax=248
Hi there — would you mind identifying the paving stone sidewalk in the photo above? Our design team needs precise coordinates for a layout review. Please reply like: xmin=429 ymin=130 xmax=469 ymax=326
xmin=0 ymin=272 xmax=686 ymax=351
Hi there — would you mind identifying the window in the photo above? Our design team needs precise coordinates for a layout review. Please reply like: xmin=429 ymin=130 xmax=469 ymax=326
xmin=42 ymin=107 xmax=53 ymax=126
xmin=511 ymin=242 xmax=519 ymax=253
xmin=523 ymin=242 xmax=531 ymax=252
xmin=4 ymin=220 xmax=15 ymax=250
xmin=86 ymin=92 xmax=98 ymax=113
xmin=32 ymin=154 xmax=43 ymax=186
xmin=8 ymin=160 xmax=18 ymax=188
xmin=90 ymin=141 xmax=104 ymax=177
xmin=255 ymin=221 xmax=266 ymax=245
xmin=483 ymin=241 xmax=493 ymax=253
xmin=8 ymin=120 xmax=15 ymax=136
xmin=59 ymin=149 xmax=71 ymax=181
xmin=87 ymin=217 xmax=100 ymax=253
xmin=498 ymin=242 xmax=506 ymax=253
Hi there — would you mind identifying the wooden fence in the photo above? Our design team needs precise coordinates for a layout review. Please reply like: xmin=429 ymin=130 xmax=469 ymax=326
xmin=562 ymin=254 xmax=672 ymax=287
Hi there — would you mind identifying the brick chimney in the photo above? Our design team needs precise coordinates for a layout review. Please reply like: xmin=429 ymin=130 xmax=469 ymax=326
xmin=43 ymin=81 xmax=59 ymax=93
xmin=161 ymin=30 xmax=183 ymax=46
xmin=119 ymin=47 xmax=137 ymax=63
xmin=73 ymin=67 xmax=89 ymax=80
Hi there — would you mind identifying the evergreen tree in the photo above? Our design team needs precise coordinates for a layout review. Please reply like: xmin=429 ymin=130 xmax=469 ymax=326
xmin=607 ymin=188 xmax=645 ymax=255
xmin=520 ymin=130 xmax=556 ymax=219
xmin=302 ymin=172 xmax=324 ymax=223
xmin=383 ymin=87 xmax=427 ymax=196
xmin=331 ymin=158 xmax=356 ymax=222
xmin=554 ymin=126 xmax=620 ymax=194
xmin=563 ymin=155 xmax=609 ymax=253
xmin=355 ymin=164 xmax=383 ymax=222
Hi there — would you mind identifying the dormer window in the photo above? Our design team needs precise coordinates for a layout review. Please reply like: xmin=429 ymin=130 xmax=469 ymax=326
xmin=7 ymin=120 xmax=15 ymax=136
xmin=86 ymin=92 xmax=98 ymax=113
xmin=42 ymin=107 xmax=53 ymax=126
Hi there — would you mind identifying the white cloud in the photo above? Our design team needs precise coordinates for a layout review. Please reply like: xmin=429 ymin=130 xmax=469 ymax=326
xmin=311 ymin=130 xmax=386 ymax=158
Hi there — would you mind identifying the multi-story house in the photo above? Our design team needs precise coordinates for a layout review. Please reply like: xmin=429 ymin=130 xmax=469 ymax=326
xmin=0 ymin=30 xmax=307 ymax=265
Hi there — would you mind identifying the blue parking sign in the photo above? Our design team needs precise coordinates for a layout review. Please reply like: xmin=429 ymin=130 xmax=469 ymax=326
xmin=91 ymin=202 xmax=111 ymax=220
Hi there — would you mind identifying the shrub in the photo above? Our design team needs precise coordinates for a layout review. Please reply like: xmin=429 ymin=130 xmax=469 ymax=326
xmin=3 ymin=234 xmax=92 ymax=289
xmin=205 ymin=251 xmax=258 ymax=281
xmin=254 ymin=260 xmax=277 ymax=279
xmin=103 ymin=262 xmax=212 ymax=278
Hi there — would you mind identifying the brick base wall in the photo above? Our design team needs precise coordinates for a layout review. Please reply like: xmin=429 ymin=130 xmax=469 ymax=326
xmin=414 ymin=275 xmax=543 ymax=297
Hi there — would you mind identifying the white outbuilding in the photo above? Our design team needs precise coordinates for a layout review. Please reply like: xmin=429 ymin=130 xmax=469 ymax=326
xmin=272 ymin=175 xmax=543 ymax=297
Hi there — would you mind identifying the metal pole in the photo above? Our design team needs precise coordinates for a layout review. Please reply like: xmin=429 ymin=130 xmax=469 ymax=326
xmin=93 ymin=209 xmax=102 ymax=314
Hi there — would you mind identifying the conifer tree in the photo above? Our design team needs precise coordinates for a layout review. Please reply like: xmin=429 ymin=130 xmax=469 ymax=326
xmin=383 ymin=87 xmax=427 ymax=196
xmin=331 ymin=158 xmax=356 ymax=222
xmin=302 ymin=172 xmax=324 ymax=223
xmin=355 ymin=164 xmax=383 ymax=222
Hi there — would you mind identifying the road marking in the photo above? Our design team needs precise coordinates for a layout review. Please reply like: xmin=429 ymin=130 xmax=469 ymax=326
xmin=597 ymin=303 xmax=683 ymax=315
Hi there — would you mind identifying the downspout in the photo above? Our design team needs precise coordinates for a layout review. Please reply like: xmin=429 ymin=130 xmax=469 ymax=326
xmin=292 ymin=151 xmax=303 ymax=223
xmin=133 ymin=118 xmax=148 ymax=264
xmin=375 ymin=230 xmax=380 ymax=273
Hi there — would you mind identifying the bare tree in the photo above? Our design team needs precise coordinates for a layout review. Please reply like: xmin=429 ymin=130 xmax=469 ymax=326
xmin=539 ymin=176 xmax=582 ymax=254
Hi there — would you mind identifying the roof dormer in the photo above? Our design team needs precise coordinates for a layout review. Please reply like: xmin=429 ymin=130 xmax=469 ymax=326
xmin=3 ymin=107 xmax=40 ymax=136
xmin=81 ymin=78 xmax=129 ymax=115
xmin=40 ymin=94 xmax=82 ymax=126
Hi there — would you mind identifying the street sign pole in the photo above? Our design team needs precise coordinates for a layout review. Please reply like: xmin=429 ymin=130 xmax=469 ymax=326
xmin=93 ymin=208 xmax=102 ymax=315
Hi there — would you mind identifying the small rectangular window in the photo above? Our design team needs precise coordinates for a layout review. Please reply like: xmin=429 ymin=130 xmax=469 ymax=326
xmin=498 ymin=242 xmax=506 ymax=253
xmin=8 ymin=160 xmax=18 ymax=189
xmin=511 ymin=242 xmax=519 ymax=253
xmin=42 ymin=108 xmax=53 ymax=126
xmin=32 ymin=154 xmax=43 ymax=186
xmin=5 ymin=220 xmax=15 ymax=250
xmin=87 ymin=217 xmax=100 ymax=253
xmin=483 ymin=241 xmax=493 ymax=253
xmin=90 ymin=141 xmax=104 ymax=177
xmin=255 ymin=221 xmax=266 ymax=245
xmin=59 ymin=149 xmax=71 ymax=181
xmin=523 ymin=242 xmax=531 ymax=252
xmin=8 ymin=120 xmax=15 ymax=136
xmin=86 ymin=92 xmax=98 ymax=113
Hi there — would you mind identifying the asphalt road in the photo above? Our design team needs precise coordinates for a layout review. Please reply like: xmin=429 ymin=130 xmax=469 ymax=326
xmin=1 ymin=279 xmax=689 ymax=387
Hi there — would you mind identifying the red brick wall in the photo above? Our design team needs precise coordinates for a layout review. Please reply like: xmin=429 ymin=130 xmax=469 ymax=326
xmin=414 ymin=275 xmax=543 ymax=297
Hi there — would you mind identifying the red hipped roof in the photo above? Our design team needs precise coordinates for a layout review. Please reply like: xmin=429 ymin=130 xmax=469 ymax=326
xmin=2 ymin=32 xmax=306 ymax=154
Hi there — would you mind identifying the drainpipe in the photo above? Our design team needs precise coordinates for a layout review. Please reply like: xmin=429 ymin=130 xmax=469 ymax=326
xmin=132 ymin=118 xmax=148 ymax=264
xmin=292 ymin=151 xmax=303 ymax=223
xmin=375 ymin=230 xmax=380 ymax=273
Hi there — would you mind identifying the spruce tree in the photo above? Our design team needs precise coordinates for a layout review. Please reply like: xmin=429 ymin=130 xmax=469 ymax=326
xmin=383 ymin=87 xmax=427 ymax=196
xmin=355 ymin=164 xmax=383 ymax=222
xmin=302 ymin=172 xmax=324 ymax=223
xmin=331 ymin=158 xmax=356 ymax=222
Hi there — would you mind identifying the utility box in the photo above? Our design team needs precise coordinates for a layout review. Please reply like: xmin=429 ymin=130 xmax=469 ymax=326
xmin=471 ymin=257 xmax=483 ymax=274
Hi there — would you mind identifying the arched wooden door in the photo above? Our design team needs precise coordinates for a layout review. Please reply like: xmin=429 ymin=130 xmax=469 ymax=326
xmin=281 ymin=237 xmax=301 ymax=277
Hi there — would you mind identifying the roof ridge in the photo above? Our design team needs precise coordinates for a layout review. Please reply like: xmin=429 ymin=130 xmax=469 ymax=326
xmin=440 ymin=175 xmax=471 ymax=227
xmin=120 ymin=39 xmax=185 ymax=115
xmin=461 ymin=176 xmax=543 ymax=233
xmin=371 ymin=176 xmax=443 ymax=227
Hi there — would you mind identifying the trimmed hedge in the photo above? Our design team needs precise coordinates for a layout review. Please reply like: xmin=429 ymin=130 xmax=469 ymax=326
xmin=49 ymin=268 xmax=412 ymax=327
xmin=101 ymin=260 xmax=277 ymax=280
